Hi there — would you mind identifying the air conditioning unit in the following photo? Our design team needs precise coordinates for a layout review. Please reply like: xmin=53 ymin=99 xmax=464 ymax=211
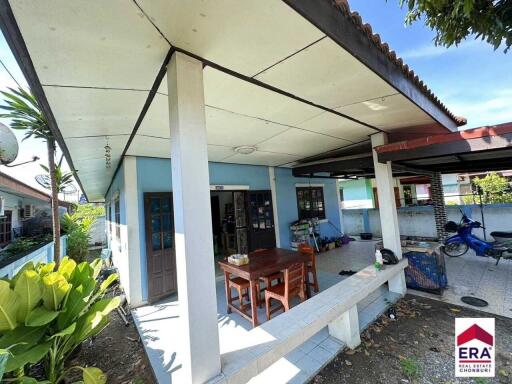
xmin=23 ymin=204 xmax=35 ymax=219
xmin=0 ymin=197 xmax=4 ymax=217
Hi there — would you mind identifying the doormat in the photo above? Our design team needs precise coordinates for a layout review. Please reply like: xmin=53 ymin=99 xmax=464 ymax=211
xmin=339 ymin=270 xmax=357 ymax=276
xmin=461 ymin=296 xmax=489 ymax=308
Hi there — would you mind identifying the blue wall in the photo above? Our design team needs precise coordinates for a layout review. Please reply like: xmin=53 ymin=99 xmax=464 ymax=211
xmin=274 ymin=168 xmax=342 ymax=248
xmin=125 ymin=157 xmax=341 ymax=302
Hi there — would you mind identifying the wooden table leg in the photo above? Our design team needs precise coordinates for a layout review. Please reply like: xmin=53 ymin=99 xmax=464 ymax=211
xmin=224 ymin=270 xmax=232 ymax=314
xmin=304 ymin=263 xmax=312 ymax=299
xmin=249 ymin=279 xmax=259 ymax=327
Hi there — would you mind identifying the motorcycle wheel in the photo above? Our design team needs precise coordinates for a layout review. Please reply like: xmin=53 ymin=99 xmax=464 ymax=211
xmin=442 ymin=242 xmax=469 ymax=257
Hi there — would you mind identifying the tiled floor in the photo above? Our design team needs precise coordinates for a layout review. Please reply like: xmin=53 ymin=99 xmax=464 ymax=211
xmin=132 ymin=242 xmax=397 ymax=384
xmin=318 ymin=240 xmax=512 ymax=318
xmin=413 ymin=249 xmax=512 ymax=318
xmin=132 ymin=240 xmax=512 ymax=383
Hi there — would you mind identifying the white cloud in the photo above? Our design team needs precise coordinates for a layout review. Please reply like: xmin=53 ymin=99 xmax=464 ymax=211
xmin=400 ymin=39 xmax=481 ymax=60
xmin=445 ymin=89 xmax=512 ymax=128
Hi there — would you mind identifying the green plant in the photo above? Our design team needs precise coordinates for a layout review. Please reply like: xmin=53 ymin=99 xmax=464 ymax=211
xmin=5 ymin=238 xmax=39 ymax=256
xmin=462 ymin=172 xmax=512 ymax=205
xmin=0 ymin=87 xmax=63 ymax=263
xmin=62 ymin=205 xmax=103 ymax=263
xmin=40 ymin=162 xmax=75 ymax=195
xmin=0 ymin=256 xmax=119 ymax=383
xmin=400 ymin=357 xmax=421 ymax=380
xmin=397 ymin=0 xmax=512 ymax=52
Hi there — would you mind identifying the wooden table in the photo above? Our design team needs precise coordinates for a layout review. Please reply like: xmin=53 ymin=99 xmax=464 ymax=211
xmin=218 ymin=248 xmax=311 ymax=327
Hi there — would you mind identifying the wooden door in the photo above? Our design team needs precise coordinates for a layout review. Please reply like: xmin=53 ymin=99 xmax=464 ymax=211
xmin=144 ymin=193 xmax=176 ymax=302
xmin=373 ymin=187 xmax=401 ymax=209
xmin=247 ymin=190 xmax=276 ymax=251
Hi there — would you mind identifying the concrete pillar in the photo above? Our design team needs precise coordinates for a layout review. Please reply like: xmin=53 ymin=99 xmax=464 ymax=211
xmin=269 ymin=167 xmax=281 ymax=248
xmin=371 ymin=133 xmax=402 ymax=257
xmin=123 ymin=156 xmax=144 ymax=306
xmin=328 ymin=305 xmax=361 ymax=349
xmin=371 ymin=133 xmax=406 ymax=296
xmin=431 ymin=172 xmax=448 ymax=241
xmin=167 ymin=52 xmax=221 ymax=383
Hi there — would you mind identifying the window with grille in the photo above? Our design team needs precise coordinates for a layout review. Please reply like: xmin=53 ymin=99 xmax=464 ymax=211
xmin=0 ymin=211 xmax=12 ymax=245
xmin=296 ymin=187 xmax=326 ymax=220
xmin=249 ymin=191 xmax=274 ymax=231
xmin=114 ymin=198 xmax=120 ymax=241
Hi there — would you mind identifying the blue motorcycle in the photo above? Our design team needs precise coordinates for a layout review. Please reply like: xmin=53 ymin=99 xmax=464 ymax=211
xmin=443 ymin=209 xmax=512 ymax=264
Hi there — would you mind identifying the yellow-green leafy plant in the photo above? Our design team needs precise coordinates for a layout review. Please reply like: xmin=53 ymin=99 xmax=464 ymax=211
xmin=0 ymin=257 xmax=119 ymax=383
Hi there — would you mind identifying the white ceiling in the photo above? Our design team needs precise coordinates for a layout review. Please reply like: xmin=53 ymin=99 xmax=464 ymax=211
xmin=11 ymin=0 xmax=450 ymax=201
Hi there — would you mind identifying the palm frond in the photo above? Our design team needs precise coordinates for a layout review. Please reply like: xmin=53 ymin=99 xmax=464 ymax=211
xmin=0 ymin=87 xmax=52 ymax=141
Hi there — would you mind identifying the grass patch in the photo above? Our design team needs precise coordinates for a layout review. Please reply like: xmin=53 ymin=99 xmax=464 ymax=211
xmin=400 ymin=357 xmax=421 ymax=380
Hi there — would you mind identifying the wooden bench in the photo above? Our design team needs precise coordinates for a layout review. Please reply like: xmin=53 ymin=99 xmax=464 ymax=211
xmin=211 ymin=259 xmax=408 ymax=384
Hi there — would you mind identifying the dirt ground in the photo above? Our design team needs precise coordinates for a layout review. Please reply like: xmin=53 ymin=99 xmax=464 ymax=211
xmin=69 ymin=309 xmax=156 ymax=384
xmin=312 ymin=294 xmax=512 ymax=384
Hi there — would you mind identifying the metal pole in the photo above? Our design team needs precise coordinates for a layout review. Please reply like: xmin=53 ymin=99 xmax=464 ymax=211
xmin=479 ymin=189 xmax=487 ymax=240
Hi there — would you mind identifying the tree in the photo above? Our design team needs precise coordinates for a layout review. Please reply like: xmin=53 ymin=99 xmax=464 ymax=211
xmin=398 ymin=0 xmax=512 ymax=52
xmin=39 ymin=159 xmax=75 ymax=194
xmin=462 ymin=172 xmax=512 ymax=204
xmin=0 ymin=87 xmax=63 ymax=263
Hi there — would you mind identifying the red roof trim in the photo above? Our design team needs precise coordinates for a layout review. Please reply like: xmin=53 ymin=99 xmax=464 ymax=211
xmin=375 ymin=122 xmax=512 ymax=154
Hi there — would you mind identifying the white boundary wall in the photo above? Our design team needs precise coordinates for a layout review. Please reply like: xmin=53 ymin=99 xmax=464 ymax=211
xmin=342 ymin=204 xmax=512 ymax=239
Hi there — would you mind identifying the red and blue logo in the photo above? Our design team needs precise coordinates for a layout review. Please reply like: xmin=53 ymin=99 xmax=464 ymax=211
xmin=455 ymin=318 xmax=495 ymax=377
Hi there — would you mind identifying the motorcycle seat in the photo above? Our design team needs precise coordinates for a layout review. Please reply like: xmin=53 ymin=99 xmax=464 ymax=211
xmin=491 ymin=231 xmax=512 ymax=239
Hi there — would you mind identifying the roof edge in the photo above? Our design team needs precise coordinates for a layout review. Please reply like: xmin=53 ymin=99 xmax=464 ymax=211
xmin=283 ymin=0 xmax=467 ymax=130
xmin=0 ymin=1 xmax=88 ymax=202
xmin=375 ymin=122 xmax=512 ymax=154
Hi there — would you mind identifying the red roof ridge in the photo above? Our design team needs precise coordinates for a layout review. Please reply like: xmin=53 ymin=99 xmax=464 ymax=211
xmin=375 ymin=121 xmax=512 ymax=154
xmin=332 ymin=0 xmax=466 ymax=127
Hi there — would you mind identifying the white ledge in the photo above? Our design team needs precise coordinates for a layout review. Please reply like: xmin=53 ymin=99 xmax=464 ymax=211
xmin=210 ymin=259 xmax=408 ymax=384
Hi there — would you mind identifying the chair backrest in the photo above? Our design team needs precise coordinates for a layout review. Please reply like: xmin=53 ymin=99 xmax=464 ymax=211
xmin=284 ymin=262 xmax=304 ymax=298
xmin=298 ymin=243 xmax=315 ymax=266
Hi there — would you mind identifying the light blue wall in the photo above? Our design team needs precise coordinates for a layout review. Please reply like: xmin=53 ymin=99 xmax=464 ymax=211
xmin=274 ymin=168 xmax=342 ymax=248
xmin=340 ymin=179 xmax=373 ymax=202
xmin=135 ymin=158 xmax=272 ymax=301
xmin=109 ymin=157 xmax=342 ymax=303
xmin=104 ymin=162 xmax=131 ymax=297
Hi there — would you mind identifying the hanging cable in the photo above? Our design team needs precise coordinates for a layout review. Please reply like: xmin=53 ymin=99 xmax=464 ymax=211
xmin=0 ymin=57 xmax=22 ymax=89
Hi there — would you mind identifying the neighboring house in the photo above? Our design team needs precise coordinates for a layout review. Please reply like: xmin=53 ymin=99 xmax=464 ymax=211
xmin=340 ymin=173 xmax=470 ymax=208
xmin=0 ymin=171 xmax=71 ymax=248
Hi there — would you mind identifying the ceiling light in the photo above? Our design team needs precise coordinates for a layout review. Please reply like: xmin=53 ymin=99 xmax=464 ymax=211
xmin=234 ymin=145 xmax=256 ymax=155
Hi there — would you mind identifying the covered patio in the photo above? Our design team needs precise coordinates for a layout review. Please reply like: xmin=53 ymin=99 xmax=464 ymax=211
xmin=132 ymin=244 xmax=404 ymax=383
xmin=1 ymin=0 xmax=466 ymax=383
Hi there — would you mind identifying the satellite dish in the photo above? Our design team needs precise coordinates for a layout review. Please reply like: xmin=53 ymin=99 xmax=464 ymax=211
xmin=0 ymin=122 xmax=19 ymax=165
xmin=35 ymin=174 xmax=78 ymax=195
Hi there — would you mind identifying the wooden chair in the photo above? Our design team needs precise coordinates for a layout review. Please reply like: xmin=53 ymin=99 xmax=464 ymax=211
xmin=265 ymin=262 xmax=306 ymax=320
xmin=299 ymin=243 xmax=319 ymax=293
xmin=227 ymin=276 xmax=253 ymax=312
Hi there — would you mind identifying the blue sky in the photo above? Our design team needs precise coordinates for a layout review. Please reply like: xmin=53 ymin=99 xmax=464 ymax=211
xmin=350 ymin=0 xmax=512 ymax=129
xmin=0 ymin=1 xmax=511 ymax=191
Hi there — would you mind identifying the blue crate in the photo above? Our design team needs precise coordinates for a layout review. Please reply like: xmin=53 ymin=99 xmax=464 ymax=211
xmin=404 ymin=250 xmax=447 ymax=294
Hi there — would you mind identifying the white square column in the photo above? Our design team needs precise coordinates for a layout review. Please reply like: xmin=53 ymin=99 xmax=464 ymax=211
xmin=167 ymin=52 xmax=221 ymax=383
xmin=371 ymin=132 xmax=406 ymax=296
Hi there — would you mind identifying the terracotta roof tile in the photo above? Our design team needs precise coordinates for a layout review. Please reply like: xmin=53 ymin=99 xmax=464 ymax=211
xmin=332 ymin=0 xmax=467 ymax=126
